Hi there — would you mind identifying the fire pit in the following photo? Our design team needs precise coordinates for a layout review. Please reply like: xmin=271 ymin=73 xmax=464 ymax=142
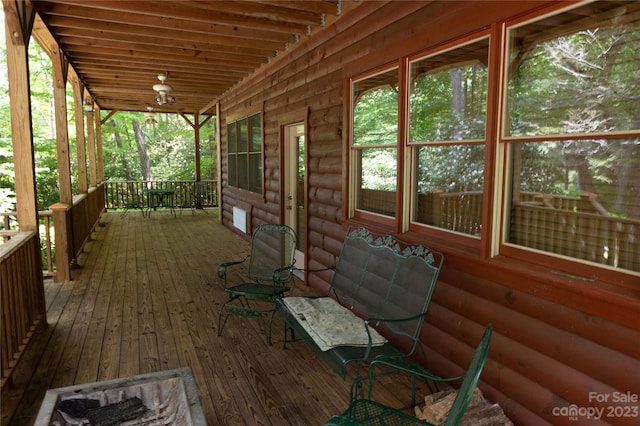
xmin=34 ymin=367 xmax=206 ymax=425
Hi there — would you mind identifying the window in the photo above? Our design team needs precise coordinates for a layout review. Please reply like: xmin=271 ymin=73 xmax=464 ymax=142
xmin=346 ymin=2 xmax=639 ymax=276
xmin=503 ymin=2 xmax=640 ymax=273
xmin=351 ymin=67 xmax=399 ymax=219
xmin=227 ymin=113 xmax=263 ymax=194
xmin=348 ymin=38 xmax=489 ymax=236
xmin=409 ymin=38 xmax=489 ymax=236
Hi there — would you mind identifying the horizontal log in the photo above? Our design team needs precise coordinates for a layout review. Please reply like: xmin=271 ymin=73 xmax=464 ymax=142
xmin=309 ymin=173 xmax=342 ymax=191
xmin=309 ymin=187 xmax=341 ymax=207
xmin=308 ymin=202 xmax=341 ymax=222
xmin=423 ymin=323 xmax=569 ymax=426
xmin=308 ymin=217 xmax=345 ymax=243
xmin=432 ymin=280 xmax=640 ymax=392
xmin=441 ymin=266 xmax=640 ymax=359
xmin=308 ymin=230 xmax=343 ymax=256
xmin=308 ymin=123 xmax=342 ymax=144
xmin=309 ymin=105 xmax=342 ymax=127
xmin=424 ymin=307 xmax=635 ymax=426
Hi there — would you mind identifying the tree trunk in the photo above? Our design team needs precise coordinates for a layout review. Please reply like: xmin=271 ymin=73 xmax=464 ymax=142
xmin=133 ymin=121 xmax=153 ymax=184
xmin=110 ymin=119 xmax=133 ymax=181
xmin=574 ymin=153 xmax=596 ymax=194
xmin=450 ymin=68 xmax=465 ymax=140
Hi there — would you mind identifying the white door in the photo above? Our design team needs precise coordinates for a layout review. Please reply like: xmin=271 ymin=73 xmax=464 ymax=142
xmin=284 ymin=123 xmax=306 ymax=271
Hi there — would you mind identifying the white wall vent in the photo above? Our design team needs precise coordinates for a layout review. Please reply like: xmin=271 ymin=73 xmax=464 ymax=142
xmin=232 ymin=207 xmax=249 ymax=233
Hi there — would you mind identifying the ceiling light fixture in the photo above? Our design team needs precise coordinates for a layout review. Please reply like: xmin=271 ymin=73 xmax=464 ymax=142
xmin=153 ymin=72 xmax=175 ymax=105
xmin=83 ymin=98 xmax=94 ymax=112
xmin=144 ymin=105 xmax=157 ymax=125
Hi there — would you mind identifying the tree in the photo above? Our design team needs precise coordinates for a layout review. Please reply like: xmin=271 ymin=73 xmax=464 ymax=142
xmin=133 ymin=121 xmax=153 ymax=182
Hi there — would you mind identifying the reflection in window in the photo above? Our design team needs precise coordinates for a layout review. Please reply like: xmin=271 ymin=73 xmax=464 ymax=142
xmin=508 ymin=140 xmax=639 ymax=272
xmin=409 ymin=38 xmax=489 ymax=236
xmin=352 ymin=68 xmax=398 ymax=217
xmin=505 ymin=2 xmax=640 ymax=273
xmin=413 ymin=145 xmax=485 ymax=235
xmin=506 ymin=4 xmax=640 ymax=137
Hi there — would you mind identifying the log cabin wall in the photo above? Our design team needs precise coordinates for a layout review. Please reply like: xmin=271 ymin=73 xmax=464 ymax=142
xmin=217 ymin=1 xmax=640 ymax=424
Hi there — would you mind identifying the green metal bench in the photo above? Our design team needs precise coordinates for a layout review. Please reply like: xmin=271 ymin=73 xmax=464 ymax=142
xmin=276 ymin=226 xmax=444 ymax=380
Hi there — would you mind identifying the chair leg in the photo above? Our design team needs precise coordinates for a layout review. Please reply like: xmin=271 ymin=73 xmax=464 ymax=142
xmin=217 ymin=302 xmax=230 ymax=336
xmin=264 ymin=310 xmax=280 ymax=346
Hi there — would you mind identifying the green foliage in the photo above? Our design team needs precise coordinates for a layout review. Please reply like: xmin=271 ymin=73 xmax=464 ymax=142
xmin=410 ymin=65 xmax=487 ymax=142
xmin=353 ymin=86 xmax=398 ymax=146
xmin=416 ymin=145 xmax=485 ymax=194
xmin=509 ymin=19 xmax=640 ymax=217
xmin=102 ymin=112 xmax=217 ymax=181
xmin=1 ymin=9 xmax=217 ymax=214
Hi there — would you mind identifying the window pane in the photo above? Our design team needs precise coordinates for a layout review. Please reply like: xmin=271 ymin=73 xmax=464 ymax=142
xmin=238 ymin=119 xmax=248 ymax=152
xmin=355 ymin=148 xmax=397 ymax=217
xmin=413 ymin=145 xmax=484 ymax=236
xmin=249 ymin=153 xmax=263 ymax=193
xmin=228 ymin=153 xmax=237 ymax=187
xmin=507 ymin=139 xmax=640 ymax=273
xmin=248 ymin=113 xmax=262 ymax=152
xmin=237 ymin=153 xmax=248 ymax=190
xmin=506 ymin=2 xmax=640 ymax=137
xmin=353 ymin=68 xmax=398 ymax=147
xmin=227 ymin=122 xmax=236 ymax=153
xmin=410 ymin=38 xmax=489 ymax=142
xmin=352 ymin=68 xmax=398 ymax=218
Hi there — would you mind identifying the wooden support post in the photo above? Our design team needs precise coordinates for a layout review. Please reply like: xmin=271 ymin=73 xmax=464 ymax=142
xmin=216 ymin=102 xmax=222 ymax=221
xmin=3 ymin=0 xmax=38 ymax=232
xmin=86 ymin=103 xmax=97 ymax=188
xmin=51 ymin=41 xmax=73 ymax=205
xmin=95 ymin=105 xmax=104 ymax=183
xmin=72 ymin=75 xmax=88 ymax=193
xmin=195 ymin=113 xmax=201 ymax=182
xmin=50 ymin=202 xmax=71 ymax=283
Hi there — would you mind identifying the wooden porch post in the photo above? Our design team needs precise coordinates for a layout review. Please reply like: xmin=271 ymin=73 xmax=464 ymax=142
xmin=95 ymin=105 xmax=104 ymax=183
xmin=194 ymin=113 xmax=201 ymax=182
xmin=51 ymin=41 xmax=73 ymax=205
xmin=216 ymin=102 xmax=222 ymax=221
xmin=49 ymin=202 xmax=70 ymax=282
xmin=3 ymin=0 xmax=38 ymax=232
xmin=72 ymin=75 xmax=88 ymax=194
xmin=85 ymin=97 xmax=97 ymax=188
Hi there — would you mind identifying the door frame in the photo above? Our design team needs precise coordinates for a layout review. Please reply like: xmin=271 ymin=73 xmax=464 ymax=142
xmin=280 ymin=110 xmax=309 ymax=276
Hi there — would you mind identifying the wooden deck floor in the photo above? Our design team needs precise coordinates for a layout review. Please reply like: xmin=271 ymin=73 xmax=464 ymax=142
xmin=2 ymin=210 xmax=420 ymax=425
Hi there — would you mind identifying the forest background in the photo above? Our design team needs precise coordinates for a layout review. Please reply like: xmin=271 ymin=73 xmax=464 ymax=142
xmin=0 ymin=10 xmax=217 ymax=214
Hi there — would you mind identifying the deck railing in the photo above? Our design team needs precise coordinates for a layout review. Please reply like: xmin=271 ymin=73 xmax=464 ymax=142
xmin=0 ymin=181 xmax=218 ymax=278
xmin=359 ymin=188 xmax=638 ymax=271
xmin=1 ymin=211 xmax=55 ymax=277
xmin=0 ymin=231 xmax=47 ymax=388
xmin=103 ymin=180 xmax=219 ymax=210
xmin=510 ymin=201 xmax=639 ymax=271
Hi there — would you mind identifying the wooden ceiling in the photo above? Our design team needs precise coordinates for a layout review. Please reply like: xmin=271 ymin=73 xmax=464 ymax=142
xmin=30 ymin=0 xmax=354 ymax=115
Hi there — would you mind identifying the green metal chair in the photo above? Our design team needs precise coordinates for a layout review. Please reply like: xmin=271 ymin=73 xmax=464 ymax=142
xmin=217 ymin=224 xmax=296 ymax=345
xmin=325 ymin=324 xmax=493 ymax=426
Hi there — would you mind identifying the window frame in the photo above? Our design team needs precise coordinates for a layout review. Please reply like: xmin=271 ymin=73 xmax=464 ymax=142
xmin=348 ymin=62 xmax=401 ymax=229
xmin=346 ymin=31 xmax=493 ymax=248
xmin=406 ymin=35 xmax=492 ymax=240
xmin=226 ymin=111 xmax=264 ymax=196
xmin=496 ymin=3 xmax=640 ymax=281
xmin=344 ymin=3 xmax=639 ymax=281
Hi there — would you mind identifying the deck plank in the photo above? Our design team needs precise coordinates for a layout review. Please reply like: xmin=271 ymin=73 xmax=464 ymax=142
xmin=1 ymin=210 xmax=422 ymax=425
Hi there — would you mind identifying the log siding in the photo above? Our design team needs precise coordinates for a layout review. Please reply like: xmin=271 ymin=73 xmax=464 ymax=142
xmin=217 ymin=1 xmax=640 ymax=425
